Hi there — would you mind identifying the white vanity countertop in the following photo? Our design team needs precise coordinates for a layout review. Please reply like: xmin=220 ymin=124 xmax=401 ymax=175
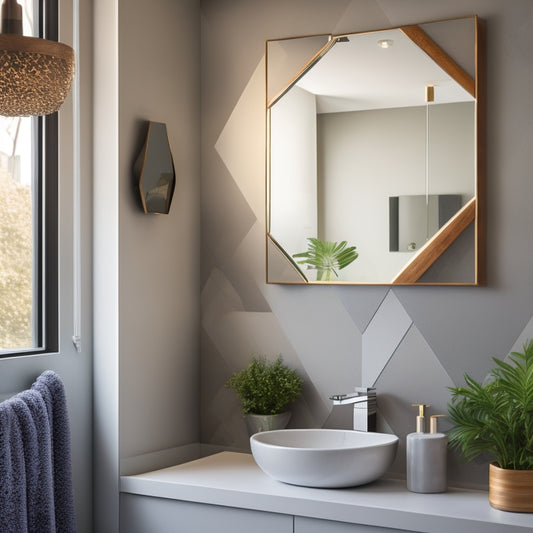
xmin=120 ymin=451 xmax=533 ymax=533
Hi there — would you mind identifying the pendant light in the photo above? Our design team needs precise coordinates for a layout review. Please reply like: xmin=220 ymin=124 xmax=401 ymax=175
xmin=0 ymin=0 xmax=74 ymax=117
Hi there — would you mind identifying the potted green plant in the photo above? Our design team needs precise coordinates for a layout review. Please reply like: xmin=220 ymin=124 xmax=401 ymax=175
xmin=226 ymin=355 xmax=303 ymax=435
xmin=447 ymin=340 xmax=533 ymax=512
xmin=293 ymin=238 xmax=358 ymax=281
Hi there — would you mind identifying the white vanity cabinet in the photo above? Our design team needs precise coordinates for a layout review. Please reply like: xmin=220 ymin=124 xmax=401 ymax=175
xmin=120 ymin=452 xmax=533 ymax=533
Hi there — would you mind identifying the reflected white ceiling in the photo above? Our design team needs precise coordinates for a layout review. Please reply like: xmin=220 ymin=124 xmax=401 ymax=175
xmin=295 ymin=29 xmax=474 ymax=114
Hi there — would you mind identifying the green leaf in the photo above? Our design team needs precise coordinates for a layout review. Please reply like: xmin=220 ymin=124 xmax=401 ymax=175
xmin=292 ymin=238 xmax=358 ymax=281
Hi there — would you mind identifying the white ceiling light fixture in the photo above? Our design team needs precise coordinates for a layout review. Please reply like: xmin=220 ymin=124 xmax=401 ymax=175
xmin=0 ymin=0 xmax=75 ymax=117
xmin=377 ymin=39 xmax=394 ymax=49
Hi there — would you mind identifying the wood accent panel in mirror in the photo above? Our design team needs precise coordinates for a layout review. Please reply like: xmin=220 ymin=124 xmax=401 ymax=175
xmin=266 ymin=15 xmax=485 ymax=285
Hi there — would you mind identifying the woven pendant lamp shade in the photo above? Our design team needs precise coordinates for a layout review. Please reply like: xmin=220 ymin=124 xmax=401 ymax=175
xmin=0 ymin=0 xmax=74 ymax=117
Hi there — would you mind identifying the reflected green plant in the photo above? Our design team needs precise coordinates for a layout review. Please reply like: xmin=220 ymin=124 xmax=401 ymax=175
xmin=293 ymin=238 xmax=358 ymax=281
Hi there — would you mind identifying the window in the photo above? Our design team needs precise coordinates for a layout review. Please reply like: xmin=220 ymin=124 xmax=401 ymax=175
xmin=0 ymin=0 xmax=58 ymax=357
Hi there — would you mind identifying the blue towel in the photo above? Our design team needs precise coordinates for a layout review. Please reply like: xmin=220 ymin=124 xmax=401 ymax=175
xmin=0 ymin=371 xmax=76 ymax=533
xmin=0 ymin=401 xmax=28 ymax=533
xmin=32 ymin=370 xmax=77 ymax=533
xmin=14 ymin=391 xmax=56 ymax=532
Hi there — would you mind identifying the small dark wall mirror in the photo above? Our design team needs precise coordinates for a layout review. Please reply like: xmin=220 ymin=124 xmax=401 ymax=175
xmin=134 ymin=121 xmax=176 ymax=214
xmin=266 ymin=16 xmax=485 ymax=285
xmin=389 ymin=194 xmax=462 ymax=253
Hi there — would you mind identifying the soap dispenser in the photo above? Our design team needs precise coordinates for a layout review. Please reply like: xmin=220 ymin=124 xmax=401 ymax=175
xmin=406 ymin=409 xmax=448 ymax=493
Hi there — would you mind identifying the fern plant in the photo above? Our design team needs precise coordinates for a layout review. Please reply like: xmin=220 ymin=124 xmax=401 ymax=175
xmin=293 ymin=238 xmax=358 ymax=281
xmin=447 ymin=340 xmax=533 ymax=470
xmin=226 ymin=355 xmax=303 ymax=415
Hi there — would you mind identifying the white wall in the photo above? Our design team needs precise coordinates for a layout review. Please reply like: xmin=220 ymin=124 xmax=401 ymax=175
xmin=94 ymin=0 xmax=201 ymax=530
xmin=427 ymin=101 xmax=475 ymax=197
xmin=318 ymin=105 xmax=425 ymax=282
xmin=93 ymin=0 xmax=119 ymax=529
xmin=270 ymin=86 xmax=318 ymax=259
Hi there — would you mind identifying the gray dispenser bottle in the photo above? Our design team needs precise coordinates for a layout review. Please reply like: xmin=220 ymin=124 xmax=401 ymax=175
xmin=406 ymin=406 xmax=448 ymax=493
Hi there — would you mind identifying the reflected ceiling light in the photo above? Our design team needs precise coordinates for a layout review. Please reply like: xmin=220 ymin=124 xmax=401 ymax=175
xmin=0 ymin=0 xmax=75 ymax=117
xmin=377 ymin=39 xmax=394 ymax=49
xmin=425 ymin=84 xmax=435 ymax=103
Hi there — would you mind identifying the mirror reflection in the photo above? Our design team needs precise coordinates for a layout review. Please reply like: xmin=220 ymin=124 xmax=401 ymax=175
xmin=267 ymin=16 xmax=483 ymax=285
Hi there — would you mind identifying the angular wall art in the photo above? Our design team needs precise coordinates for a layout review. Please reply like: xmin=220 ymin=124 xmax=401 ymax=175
xmin=134 ymin=121 xmax=175 ymax=214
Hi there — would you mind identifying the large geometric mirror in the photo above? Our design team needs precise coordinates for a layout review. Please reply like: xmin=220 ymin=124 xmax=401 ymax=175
xmin=266 ymin=16 xmax=485 ymax=285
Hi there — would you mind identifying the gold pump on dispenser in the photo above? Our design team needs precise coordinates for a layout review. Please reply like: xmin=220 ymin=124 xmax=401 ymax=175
xmin=411 ymin=403 xmax=430 ymax=433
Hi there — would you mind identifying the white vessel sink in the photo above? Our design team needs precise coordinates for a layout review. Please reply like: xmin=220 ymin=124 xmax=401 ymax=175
xmin=250 ymin=429 xmax=398 ymax=488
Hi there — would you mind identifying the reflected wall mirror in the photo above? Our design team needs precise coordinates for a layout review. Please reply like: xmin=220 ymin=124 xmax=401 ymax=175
xmin=266 ymin=16 xmax=485 ymax=285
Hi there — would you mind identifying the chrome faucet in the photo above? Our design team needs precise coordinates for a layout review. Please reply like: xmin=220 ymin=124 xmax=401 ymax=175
xmin=330 ymin=387 xmax=376 ymax=432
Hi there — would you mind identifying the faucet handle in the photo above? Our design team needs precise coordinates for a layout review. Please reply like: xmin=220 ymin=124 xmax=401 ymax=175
xmin=330 ymin=394 xmax=348 ymax=401
xmin=355 ymin=387 xmax=376 ymax=396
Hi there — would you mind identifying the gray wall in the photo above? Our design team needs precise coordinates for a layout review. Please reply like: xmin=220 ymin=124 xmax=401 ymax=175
xmin=200 ymin=0 xmax=533 ymax=489
xmin=94 ymin=0 xmax=201 ymax=530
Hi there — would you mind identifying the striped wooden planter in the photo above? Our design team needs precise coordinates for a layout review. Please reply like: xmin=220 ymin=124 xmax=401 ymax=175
xmin=489 ymin=462 xmax=533 ymax=512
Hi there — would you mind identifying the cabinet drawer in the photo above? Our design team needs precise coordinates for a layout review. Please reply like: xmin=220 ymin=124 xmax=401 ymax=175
xmin=295 ymin=516 xmax=407 ymax=533
xmin=120 ymin=493 xmax=293 ymax=533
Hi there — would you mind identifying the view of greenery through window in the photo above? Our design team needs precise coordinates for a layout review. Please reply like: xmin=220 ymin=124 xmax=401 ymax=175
xmin=0 ymin=118 xmax=34 ymax=351
xmin=0 ymin=1 xmax=37 ymax=353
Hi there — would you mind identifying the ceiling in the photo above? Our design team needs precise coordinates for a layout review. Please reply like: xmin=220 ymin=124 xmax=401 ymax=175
xmin=294 ymin=28 xmax=474 ymax=114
